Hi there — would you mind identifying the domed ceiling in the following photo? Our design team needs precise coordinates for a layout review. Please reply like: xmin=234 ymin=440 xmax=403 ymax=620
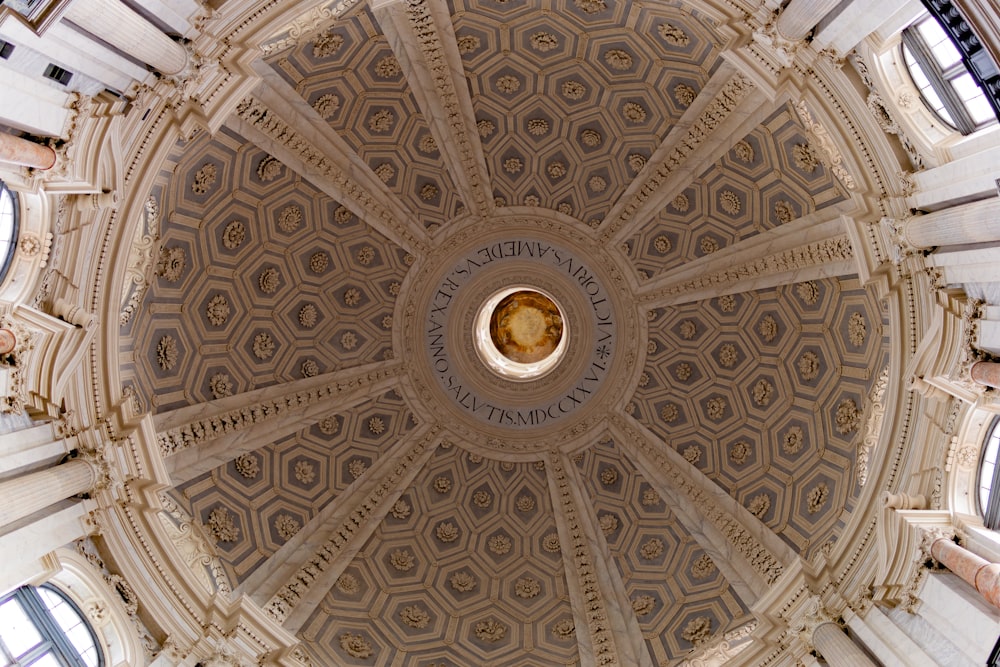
xmin=118 ymin=0 xmax=891 ymax=664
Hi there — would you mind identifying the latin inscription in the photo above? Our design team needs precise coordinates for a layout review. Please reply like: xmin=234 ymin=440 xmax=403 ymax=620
xmin=425 ymin=240 xmax=615 ymax=428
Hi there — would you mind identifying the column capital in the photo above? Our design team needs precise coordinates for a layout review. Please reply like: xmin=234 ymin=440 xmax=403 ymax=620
xmin=788 ymin=595 xmax=838 ymax=650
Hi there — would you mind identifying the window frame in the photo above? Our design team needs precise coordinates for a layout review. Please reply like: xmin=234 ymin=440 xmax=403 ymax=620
xmin=0 ymin=180 xmax=20 ymax=287
xmin=0 ymin=585 xmax=103 ymax=667
xmin=901 ymin=14 xmax=997 ymax=135
xmin=979 ymin=416 xmax=1000 ymax=530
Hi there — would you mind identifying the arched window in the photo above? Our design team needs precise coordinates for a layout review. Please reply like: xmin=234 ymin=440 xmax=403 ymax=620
xmin=0 ymin=585 xmax=102 ymax=667
xmin=0 ymin=180 xmax=20 ymax=285
xmin=979 ymin=416 xmax=1000 ymax=530
xmin=901 ymin=14 xmax=997 ymax=135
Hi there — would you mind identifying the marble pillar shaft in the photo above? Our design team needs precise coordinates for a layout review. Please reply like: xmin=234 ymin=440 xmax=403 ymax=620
xmin=775 ymin=0 xmax=844 ymax=41
xmin=811 ymin=621 xmax=877 ymax=667
xmin=0 ymin=458 xmax=97 ymax=529
xmin=930 ymin=537 xmax=1000 ymax=610
xmin=904 ymin=198 xmax=1000 ymax=249
xmin=971 ymin=361 xmax=1000 ymax=389
xmin=64 ymin=0 xmax=188 ymax=76
xmin=0 ymin=133 xmax=56 ymax=170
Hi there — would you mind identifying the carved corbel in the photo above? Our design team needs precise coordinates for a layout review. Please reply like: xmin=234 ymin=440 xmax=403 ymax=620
xmin=788 ymin=595 xmax=838 ymax=651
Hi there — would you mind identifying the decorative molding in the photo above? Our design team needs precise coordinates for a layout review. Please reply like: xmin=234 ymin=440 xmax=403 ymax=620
xmin=156 ymin=363 xmax=403 ymax=457
xmin=639 ymin=235 xmax=855 ymax=304
xmin=547 ymin=450 xmax=620 ymax=666
xmin=600 ymin=73 xmax=756 ymax=242
xmin=679 ymin=621 xmax=757 ymax=667
xmin=234 ymin=96 xmax=428 ymax=254
xmin=857 ymin=365 xmax=890 ymax=486
xmin=387 ymin=0 xmax=492 ymax=218
xmin=610 ymin=414 xmax=785 ymax=585
xmin=119 ymin=196 xmax=161 ymax=326
xmin=157 ymin=493 xmax=233 ymax=597
xmin=794 ymin=100 xmax=858 ymax=192
xmin=263 ymin=425 xmax=440 ymax=623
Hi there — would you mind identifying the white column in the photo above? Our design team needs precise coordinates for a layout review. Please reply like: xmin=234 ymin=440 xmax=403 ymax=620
xmin=0 ymin=501 xmax=92 ymax=593
xmin=846 ymin=606 xmax=939 ymax=667
xmin=0 ymin=64 xmax=73 ymax=138
xmin=903 ymin=198 xmax=1000 ymax=249
xmin=775 ymin=0 xmax=845 ymax=42
xmin=0 ymin=458 xmax=97 ymax=529
xmin=811 ymin=621 xmax=878 ymax=667
xmin=64 ymin=0 xmax=188 ymax=76
xmin=0 ymin=422 xmax=68 ymax=476
xmin=812 ymin=0 xmax=917 ymax=56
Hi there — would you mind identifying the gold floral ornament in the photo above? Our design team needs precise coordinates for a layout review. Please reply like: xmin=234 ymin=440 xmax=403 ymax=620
xmin=373 ymin=163 xmax=394 ymax=183
xmin=674 ymin=83 xmax=696 ymax=106
xmin=729 ymin=441 xmax=751 ymax=465
xmin=793 ymin=142 xmax=820 ymax=172
xmin=640 ymin=537 xmax=664 ymax=560
xmin=257 ymin=155 xmax=283 ymax=181
xmin=205 ymin=294 xmax=229 ymax=326
xmin=660 ymin=403 xmax=679 ymax=423
xmin=234 ymin=453 xmax=259 ymax=479
xmin=783 ymin=426 xmax=804 ymax=454
xmin=530 ymin=31 xmax=559 ymax=52
xmin=156 ymin=335 xmax=178 ymax=371
xmin=309 ymin=252 xmax=328 ymax=274
xmin=274 ymin=514 xmax=300 ymax=540
xmin=632 ymin=594 xmax=656 ymax=616
xmin=719 ymin=190 xmax=741 ymax=215
xmin=503 ymin=157 xmax=523 ymax=174
xmin=221 ymin=220 xmax=245 ymax=248
xmin=679 ymin=319 xmax=697 ymax=339
xmin=542 ymin=533 xmax=560 ymax=552
xmin=658 ymin=22 xmax=690 ymax=46
xmin=798 ymin=351 xmax=820 ymax=381
xmin=389 ymin=548 xmax=415 ymax=571
xmin=641 ymin=488 xmax=660 ymax=506
xmin=208 ymin=373 xmax=232 ymax=399
xmin=757 ymin=314 xmax=778 ymax=342
xmin=747 ymin=493 xmax=770 ymax=518
xmin=368 ymin=109 xmax=394 ymax=133
xmin=494 ymin=74 xmax=521 ymax=94
xmin=475 ymin=619 xmax=507 ymax=642
xmin=190 ymin=163 xmax=217 ymax=195
xmin=318 ymin=416 xmax=339 ymax=435
xmin=848 ymin=311 xmax=867 ymax=346
xmin=336 ymin=573 xmax=359 ymax=594
xmin=575 ymin=0 xmax=606 ymax=14
xmin=400 ymin=604 xmax=429 ymax=629
xmin=515 ymin=577 xmax=540 ymax=599
xmin=600 ymin=466 xmax=619 ymax=485
xmin=347 ymin=458 xmax=366 ymax=480
xmin=294 ymin=460 xmax=315 ymax=484
xmin=683 ymin=445 xmax=701 ymax=464
xmin=300 ymin=360 xmax=319 ymax=377
xmin=433 ymin=476 xmax=451 ymax=493
xmin=628 ymin=153 xmax=647 ymax=172
xmin=752 ymin=379 xmax=774 ymax=406
xmin=298 ymin=304 xmax=318 ymax=328
xmin=277 ymin=205 xmax=301 ymax=232
xmin=368 ymin=416 xmax=385 ymax=435
xmin=561 ymin=80 xmax=585 ymax=100
xmin=390 ymin=499 xmax=411 ymax=519
xmin=604 ymin=48 xmax=633 ymax=71
xmin=476 ymin=119 xmax=495 ymax=138
xmin=457 ymin=34 xmax=480 ymax=54
xmin=547 ymin=161 xmax=567 ymax=179
xmin=705 ymin=396 xmax=727 ymax=421
xmin=338 ymin=632 xmax=372 ymax=659
xmin=488 ymin=534 xmax=512 ymax=555
xmin=258 ymin=267 xmax=280 ymax=294
xmin=436 ymin=521 xmax=459 ymax=542
xmin=674 ymin=363 xmax=692 ymax=382
xmin=374 ymin=54 xmax=400 ymax=78
xmin=551 ymin=619 xmax=575 ymax=639
xmin=681 ymin=616 xmax=713 ymax=645
xmin=527 ymin=118 xmax=549 ymax=135
xmin=835 ymin=398 xmax=861 ymax=434
xmin=691 ymin=553 xmax=716 ymax=579
xmin=717 ymin=343 xmax=738 ymax=367
xmin=312 ymin=29 xmax=344 ymax=57
xmin=599 ymin=513 xmax=618 ymax=535
xmin=450 ymin=571 xmax=477 ymax=592
xmin=312 ymin=93 xmax=340 ymax=119
xmin=733 ymin=139 xmax=754 ymax=162
xmin=672 ymin=193 xmax=690 ymax=211
xmin=252 ymin=332 xmax=275 ymax=360
xmin=622 ymin=101 xmax=647 ymax=123
xmin=807 ymin=482 xmax=830 ymax=513
xmin=207 ymin=507 xmax=238 ymax=542
xmin=156 ymin=245 xmax=186 ymax=282
xmin=796 ymin=280 xmax=820 ymax=305
xmin=418 ymin=135 xmax=437 ymax=153
xmin=516 ymin=495 xmax=535 ymax=512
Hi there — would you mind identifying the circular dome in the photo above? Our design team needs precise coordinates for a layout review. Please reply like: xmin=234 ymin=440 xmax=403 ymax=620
xmin=474 ymin=286 xmax=568 ymax=380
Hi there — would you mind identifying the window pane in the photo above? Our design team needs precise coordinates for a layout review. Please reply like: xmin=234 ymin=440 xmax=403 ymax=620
xmin=981 ymin=427 xmax=1000 ymax=511
xmin=26 ymin=653 xmax=61 ymax=667
xmin=0 ymin=598 xmax=43 ymax=658
xmin=38 ymin=588 xmax=98 ymax=665
xmin=951 ymin=73 xmax=996 ymax=125
xmin=918 ymin=17 xmax=962 ymax=68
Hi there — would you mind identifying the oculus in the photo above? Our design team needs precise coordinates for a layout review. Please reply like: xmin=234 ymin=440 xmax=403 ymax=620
xmin=474 ymin=287 xmax=568 ymax=381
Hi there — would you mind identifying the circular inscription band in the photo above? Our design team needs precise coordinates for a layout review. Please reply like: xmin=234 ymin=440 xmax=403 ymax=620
xmin=424 ymin=238 xmax=616 ymax=430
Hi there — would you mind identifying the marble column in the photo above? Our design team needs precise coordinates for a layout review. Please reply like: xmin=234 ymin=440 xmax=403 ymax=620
xmin=929 ymin=536 xmax=1000 ymax=609
xmin=970 ymin=361 xmax=1000 ymax=389
xmin=903 ymin=198 xmax=1000 ymax=249
xmin=0 ymin=458 xmax=97 ymax=529
xmin=811 ymin=621 xmax=878 ymax=666
xmin=64 ymin=0 xmax=188 ymax=76
xmin=775 ymin=0 xmax=844 ymax=41
xmin=0 ymin=133 xmax=56 ymax=170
